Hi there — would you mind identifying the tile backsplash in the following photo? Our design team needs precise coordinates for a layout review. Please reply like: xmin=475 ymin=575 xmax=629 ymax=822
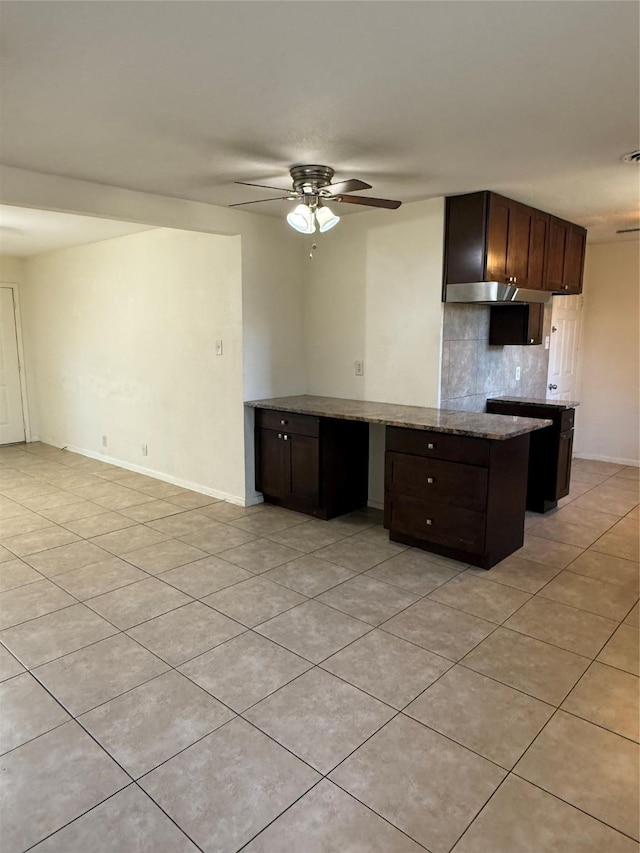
xmin=440 ymin=304 xmax=551 ymax=412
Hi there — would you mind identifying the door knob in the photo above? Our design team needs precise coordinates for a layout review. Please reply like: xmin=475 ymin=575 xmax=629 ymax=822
xmin=548 ymin=383 xmax=558 ymax=390
xmin=551 ymin=326 xmax=558 ymax=332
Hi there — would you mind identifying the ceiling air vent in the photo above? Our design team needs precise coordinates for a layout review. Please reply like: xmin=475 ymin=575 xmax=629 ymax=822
xmin=621 ymin=150 xmax=640 ymax=163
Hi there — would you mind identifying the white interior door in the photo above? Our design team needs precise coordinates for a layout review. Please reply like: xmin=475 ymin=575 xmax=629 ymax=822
xmin=547 ymin=294 xmax=582 ymax=401
xmin=0 ymin=287 xmax=26 ymax=444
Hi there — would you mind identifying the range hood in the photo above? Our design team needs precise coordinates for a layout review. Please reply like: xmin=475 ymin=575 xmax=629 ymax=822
xmin=445 ymin=282 xmax=551 ymax=305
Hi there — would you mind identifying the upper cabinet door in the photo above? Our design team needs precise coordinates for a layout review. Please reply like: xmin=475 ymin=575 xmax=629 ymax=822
xmin=486 ymin=195 xmax=511 ymax=283
xmin=544 ymin=217 xmax=568 ymax=291
xmin=487 ymin=196 xmax=545 ymax=290
xmin=526 ymin=210 xmax=549 ymax=290
xmin=563 ymin=225 xmax=586 ymax=293
xmin=544 ymin=217 xmax=586 ymax=293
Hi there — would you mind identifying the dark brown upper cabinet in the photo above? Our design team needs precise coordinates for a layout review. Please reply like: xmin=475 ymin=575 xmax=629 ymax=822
xmin=543 ymin=216 xmax=587 ymax=293
xmin=443 ymin=191 xmax=586 ymax=295
xmin=444 ymin=191 xmax=548 ymax=291
xmin=489 ymin=303 xmax=544 ymax=346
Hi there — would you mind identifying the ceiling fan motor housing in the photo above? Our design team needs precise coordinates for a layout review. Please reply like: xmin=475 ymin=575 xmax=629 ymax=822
xmin=290 ymin=165 xmax=335 ymax=194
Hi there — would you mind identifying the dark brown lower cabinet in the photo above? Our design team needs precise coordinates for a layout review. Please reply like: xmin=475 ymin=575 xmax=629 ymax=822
xmin=486 ymin=400 xmax=575 ymax=513
xmin=384 ymin=426 xmax=529 ymax=569
xmin=255 ymin=408 xmax=369 ymax=519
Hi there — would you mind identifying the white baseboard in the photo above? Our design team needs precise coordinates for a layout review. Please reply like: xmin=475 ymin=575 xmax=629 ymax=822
xmin=59 ymin=443 xmax=256 ymax=507
xmin=574 ymin=452 xmax=639 ymax=467
xmin=367 ymin=499 xmax=384 ymax=511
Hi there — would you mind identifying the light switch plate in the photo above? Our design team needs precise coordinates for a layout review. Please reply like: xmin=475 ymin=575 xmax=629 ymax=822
xmin=355 ymin=360 xmax=364 ymax=376
xmin=215 ymin=340 xmax=223 ymax=356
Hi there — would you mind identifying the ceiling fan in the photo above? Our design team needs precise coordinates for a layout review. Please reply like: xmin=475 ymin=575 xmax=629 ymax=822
xmin=229 ymin=165 xmax=402 ymax=233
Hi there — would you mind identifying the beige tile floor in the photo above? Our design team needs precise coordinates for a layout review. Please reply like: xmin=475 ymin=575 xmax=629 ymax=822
xmin=0 ymin=443 xmax=638 ymax=853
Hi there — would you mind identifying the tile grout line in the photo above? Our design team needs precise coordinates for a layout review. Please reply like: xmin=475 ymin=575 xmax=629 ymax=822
xmin=2 ymin=447 xmax=638 ymax=849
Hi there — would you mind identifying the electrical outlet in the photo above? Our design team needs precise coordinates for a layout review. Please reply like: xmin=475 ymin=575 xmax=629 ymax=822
xmin=355 ymin=360 xmax=364 ymax=376
xmin=515 ymin=366 xmax=521 ymax=381
xmin=215 ymin=340 xmax=223 ymax=356
xmin=102 ymin=435 xmax=108 ymax=447
xmin=544 ymin=335 xmax=550 ymax=350
xmin=142 ymin=444 xmax=148 ymax=457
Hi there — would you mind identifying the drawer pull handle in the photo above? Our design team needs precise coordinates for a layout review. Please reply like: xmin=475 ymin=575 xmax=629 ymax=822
xmin=427 ymin=477 xmax=434 ymax=484
xmin=283 ymin=434 xmax=289 ymax=441
xmin=426 ymin=518 xmax=433 ymax=526
xmin=280 ymin=419 xmax=288 ymax=425
xmin=277 ymin=433 xmax=282 ymax=439
xmin=427 ymin=443 xmax=436 ymax=450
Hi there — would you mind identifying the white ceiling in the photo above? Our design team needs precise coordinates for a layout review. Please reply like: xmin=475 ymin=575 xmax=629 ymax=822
xmin=0 ymin=206 xmax=154 ymax=257
xmin=1 ymin=1 xmax=638 ymax=243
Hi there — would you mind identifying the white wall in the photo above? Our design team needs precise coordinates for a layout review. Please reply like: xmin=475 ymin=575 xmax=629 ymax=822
xmin=0 ymin=255 xmax=25 ymax=284
xmin=21 ymin=229 xmax=249 ymax=499
xmin=575 ymin=240 xmax=639 ymax=465
xmin=1 ymin=166 xmax=307 ymax=502
xmin=305 ymin=198 xmax=445 ymax=504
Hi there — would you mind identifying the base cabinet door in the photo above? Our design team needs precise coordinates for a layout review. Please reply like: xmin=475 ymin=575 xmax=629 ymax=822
xmin=556 ymin=429 xmax=574 ymax=499
xmin=256 ymin=428 xmax=286 ymax=498
xmin=286 ymin=433 xmax=320 ymax=505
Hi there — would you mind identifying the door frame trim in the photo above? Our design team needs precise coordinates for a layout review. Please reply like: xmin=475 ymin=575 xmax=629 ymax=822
xmin=1 ymin=283 xmax=31 ymax=444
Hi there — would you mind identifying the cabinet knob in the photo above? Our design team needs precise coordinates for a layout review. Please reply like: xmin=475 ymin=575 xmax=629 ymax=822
xmin=427 ymin=477 xmax=434 ymax=484
xmin=427 ymin=442 xmax=436 ymax=450
xmin=562 ymin=284 xmax=568 ymax=290
xmin=530 ymin=338 xmax=534 ymax=344
xmin=425 ymin=518 xmax=433 ymax=526
xmin=277 ymin=433 xmax=282 ymax=439
xmin=283 ymin=434 xmax=289 ymax=441
xmin=280 ymin=419 xmax=288 ymax=425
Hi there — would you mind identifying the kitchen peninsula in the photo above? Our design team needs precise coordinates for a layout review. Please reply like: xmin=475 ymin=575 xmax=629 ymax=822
xmin=246 ymin=395 xmax=551 ymax=569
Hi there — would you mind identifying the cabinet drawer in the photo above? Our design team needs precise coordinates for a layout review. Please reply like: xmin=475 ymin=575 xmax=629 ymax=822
xmin=385 ymin=452 xmax=488 ymax=512
xmin=386 ymin=426 xmax=489 ymax=467
xmin=256 ymin=409 xmax=320 ymax=438
xmin=560 ymin=409 xmax=574 ymax=431
xmin=386 ymin=493 xmax=485 ymax=553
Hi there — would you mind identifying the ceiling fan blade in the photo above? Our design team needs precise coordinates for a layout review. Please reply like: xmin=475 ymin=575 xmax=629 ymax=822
xmin=330 ymin=194 xmax=402 ymax=210
xmin=319 ymin=178 xmax=372 ymax=194
xmin=234 ymin=180 xmax=292 ymax=192
xmin=229 ymin=196 xmax=294 ymax=207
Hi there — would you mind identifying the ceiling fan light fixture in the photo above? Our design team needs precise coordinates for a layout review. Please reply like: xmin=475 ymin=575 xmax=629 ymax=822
xmin=315 ymin=205 xmax=340 ymax=233
xmin=287 ymin=203 xmax=316 ymax=234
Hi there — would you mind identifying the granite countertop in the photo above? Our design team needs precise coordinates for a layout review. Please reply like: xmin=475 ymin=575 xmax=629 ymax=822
xmin=246 ymin=395 xmax=552 ymax=440
xmin=487 ymin=396 xmax=580 ymax=410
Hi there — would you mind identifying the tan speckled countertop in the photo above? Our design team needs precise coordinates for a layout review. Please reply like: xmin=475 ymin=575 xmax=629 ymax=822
xmin=246 ymin=395 xmax=551 ymax=440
